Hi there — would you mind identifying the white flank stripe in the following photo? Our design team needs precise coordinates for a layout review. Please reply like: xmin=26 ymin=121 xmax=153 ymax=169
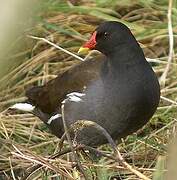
xmin=68 ymin=96 xmax=83 ymax=102
xmin=65 ymin=92 xmax=85 ymax=103
xmin=47 ymin=114 xmax=62 ymax=125
xmin=66 ymin=92 xmax=85 ymax=97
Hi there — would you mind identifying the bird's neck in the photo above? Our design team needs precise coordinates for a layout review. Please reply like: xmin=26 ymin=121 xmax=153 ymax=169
xmin=107 ymin=43 xmax=145 ymax=68
xmin=101 ymin=44 xmax=147 ymax=81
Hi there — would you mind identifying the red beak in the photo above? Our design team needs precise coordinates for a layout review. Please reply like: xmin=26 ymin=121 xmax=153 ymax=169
xmin=78 ymin=31 xmax=97 ymax=54
xmin=83 ymin=31 xmax=97 ymax=49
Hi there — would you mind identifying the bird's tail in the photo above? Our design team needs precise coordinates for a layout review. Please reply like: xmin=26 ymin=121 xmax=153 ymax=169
xmin=10 ymin=102 xmax=60 ymax=125
xmin=10 ymin=102 xmax=63 ymax=138
xmin=10 ymin=102 xmax=49 ymax=122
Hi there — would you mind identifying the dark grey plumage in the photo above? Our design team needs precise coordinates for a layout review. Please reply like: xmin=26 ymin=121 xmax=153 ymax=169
xmin=25 ymin=21 xmax=160 ymax=146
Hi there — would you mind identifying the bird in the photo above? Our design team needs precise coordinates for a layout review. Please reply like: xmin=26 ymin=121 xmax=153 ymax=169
xmin=11 ymin=21 xmax=160 ymax=146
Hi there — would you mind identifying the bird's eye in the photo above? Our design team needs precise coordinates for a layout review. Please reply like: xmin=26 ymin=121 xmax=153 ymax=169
xmin=104 ymin=32 xmax=108 ymax=38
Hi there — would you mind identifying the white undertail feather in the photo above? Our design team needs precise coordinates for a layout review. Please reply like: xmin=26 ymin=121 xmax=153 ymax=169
xmin=10 ymin=103 xmax=35 ymax=112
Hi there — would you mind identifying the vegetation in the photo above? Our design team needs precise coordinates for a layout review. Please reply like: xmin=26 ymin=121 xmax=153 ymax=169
xmin=0 ymin=0 xmax=176 ymax=179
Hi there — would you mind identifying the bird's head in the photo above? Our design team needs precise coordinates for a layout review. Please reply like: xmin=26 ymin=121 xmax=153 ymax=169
xmin=78 ymin=21 xmax=136 ymax=56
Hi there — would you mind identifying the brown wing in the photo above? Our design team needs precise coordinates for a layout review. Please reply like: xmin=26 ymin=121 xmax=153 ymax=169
xmin=26 ymin=55 xmax=105 ymax=114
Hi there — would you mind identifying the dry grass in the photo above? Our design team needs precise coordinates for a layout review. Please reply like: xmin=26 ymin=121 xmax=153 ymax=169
xmin=0 ymin=0 xmax=177 ymax=179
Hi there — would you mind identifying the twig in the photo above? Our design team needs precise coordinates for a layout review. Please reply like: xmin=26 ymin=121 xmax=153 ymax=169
xmin=160 ymin=96 xmax=177 ymax=105
xmin=158 ymin=105 xmax=177 ymax=110
xmin=146 ymin=57 xmax=171 ymax=64
xmin=160 ymin=0 xmax=174 ymax=87
xmin=61 ymin=103 xmax=89 ymax=180
xmin=28 ymin=35 xmax=84 ymax=61
xmin=9 ymin=157 xmax=16 ymax=180
xmin=0 ymin=140 xmax=74 ymax=180
xmin=12 ymin=151 xmax=73 ymax=180
xmin=83 ymin=145 xmax=117 ymax=160
xmin=93 ymin=122 xmax=150 ymax=180
xmin=10 ymin=143 xmax=74 ymax=179
xmin=21 ymin=146 xmax=84 ymax=180
xmin=72 ymin=120 xmax=150 ymax=180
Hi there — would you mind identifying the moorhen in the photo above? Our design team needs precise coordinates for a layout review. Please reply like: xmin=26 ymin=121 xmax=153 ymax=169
xmin=12 ymin=21 xmax=160 ymax=146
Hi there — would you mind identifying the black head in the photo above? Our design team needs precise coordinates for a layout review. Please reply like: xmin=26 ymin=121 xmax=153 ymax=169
xmin=79 ymin=21 xmax=137 ymax=56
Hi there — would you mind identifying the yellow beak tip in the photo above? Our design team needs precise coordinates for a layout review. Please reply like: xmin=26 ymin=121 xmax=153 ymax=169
xmin=78 ymin=47 xmax=90 ymax=54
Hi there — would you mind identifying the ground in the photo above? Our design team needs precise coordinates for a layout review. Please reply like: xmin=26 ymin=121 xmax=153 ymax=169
xmin=0 ymin=0 xmax=176 ymax=179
